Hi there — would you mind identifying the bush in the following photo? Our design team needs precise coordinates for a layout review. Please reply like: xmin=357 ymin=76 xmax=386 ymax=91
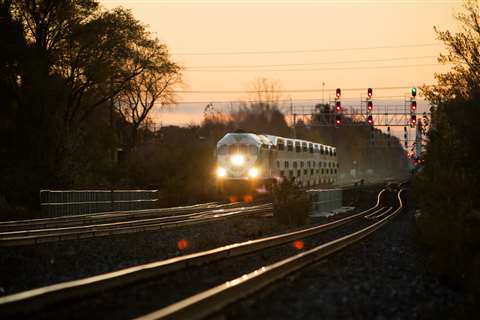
xmin=272 ymin=178 xmax=311 ymax=226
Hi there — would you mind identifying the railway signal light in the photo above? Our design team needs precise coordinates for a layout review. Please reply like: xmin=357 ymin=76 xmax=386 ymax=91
xmin=335 ymin=101 xmax=342 ymax=112
xmin=367 ymin=88 xmax=373 ymax=98
xmin=336 ymin=88 xmax=341 ymax=99
xmin=367 ymin=115 xmax=373 ymax=126
xmin=411 ymin=87 xmax=417 ymax=97
xmin=367 ymin=101 xmax=373 ymax=112
xmin=410 ymin=115 xmax=417 ymax=126
xmin=410 ymin=101 xmax=417 ymax=112
xmin=335 ymin=115 xmax=342 ymax=127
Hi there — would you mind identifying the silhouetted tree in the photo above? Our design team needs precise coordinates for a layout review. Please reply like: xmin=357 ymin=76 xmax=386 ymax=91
xmin=417 ymin=0 xmax=480 ymax=296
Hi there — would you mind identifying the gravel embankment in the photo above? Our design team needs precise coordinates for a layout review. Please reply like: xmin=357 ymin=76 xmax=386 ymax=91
xmin=219 ymin=189 xmax=477 ymax=320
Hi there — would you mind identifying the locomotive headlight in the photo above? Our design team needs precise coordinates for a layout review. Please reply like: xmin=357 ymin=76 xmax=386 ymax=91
xmin=231 ymin=154 xmax=245 ymax=166
xmin=216 ymin=167 xmax=226 ymax=178
xmin=248 ymin=167 xmax=259 ymax=178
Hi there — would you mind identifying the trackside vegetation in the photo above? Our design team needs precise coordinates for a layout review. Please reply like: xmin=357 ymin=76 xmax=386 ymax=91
xmin=416 ymin=0 xmax=480 ymax=298
xmin=272 ymin=178 xmax=310 ymax=226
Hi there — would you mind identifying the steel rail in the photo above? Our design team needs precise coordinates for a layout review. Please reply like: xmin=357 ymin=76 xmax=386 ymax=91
xmin=0 ymin=189 xmax=387 ymax=315
xmin=0 ymin=204 xmax=270 ymax=238
xmin=0 ymin=202 xmax=235 ymax=232
xmin=136 ymin=189 xmax=405 ymax=320
xmin=0 ymin=204 xmax=272 ymax=246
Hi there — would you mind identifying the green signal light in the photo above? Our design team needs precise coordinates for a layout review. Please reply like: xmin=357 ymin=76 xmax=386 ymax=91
xmin=411 ymin=87 xmax=417 ymax=97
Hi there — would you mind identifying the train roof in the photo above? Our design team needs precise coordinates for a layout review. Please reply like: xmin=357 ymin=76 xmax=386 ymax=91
xmin=263 ymin=134 xmax=335 ymax=150
xmin=217 ymin=132 xmax=335 ymax=151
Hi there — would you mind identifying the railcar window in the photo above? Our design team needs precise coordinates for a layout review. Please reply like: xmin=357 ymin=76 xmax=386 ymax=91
xmin=320 ymin=146 xmax=324 ymax=155
xmin=335 ymin=169 xmax=337 ymax=174
xmin=297 ymin=170 xmax=301 ymax=177
xmin=300 ymin=161 xmax=304 ymax=168
xmin=333 ymin=149 xmax=337 ymax=156
xmin=287 ymin=140 xmax=293 ymax=152
xmin=309 ymin=143 xmax=313 ymax=153
xmin=218 ymin=145 xmax=228 ymax=155
xmin=311 ymin=169 xmax=314 ymax=175
xmin=280 ymin=170 xmax=285 ymax=177
xmin=293 ymin=161 xmax=298 ymax=169
xmin=321 ymin=168 xmax=324 ymax=174
xmin=330 ymin=149 xmax=333 ymax=156
xmin=295 ymin=142 xmax=301 ymax=153
xmin=314 ymin=144 xmax=319 ymax=153
xmin=278 ymin=139 xmax=285 ymax=151
xmin=302 ymin=142 xmax=308 ymax=152
xmin=285 ymin=161 xmax=289 ymax=169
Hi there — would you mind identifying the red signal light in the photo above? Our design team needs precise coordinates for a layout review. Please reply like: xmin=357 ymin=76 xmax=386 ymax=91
xmin=411 ymin=101 xmax=417 ymax=111
xmin=336 ymin=88 xmax=341 ymax=99
xmin=335 ymin=115 xmax=342 ymax=126
xmin=335 ymin=101 xmax=342 ymax=112
xmin=410 ymin=115 xmax=417 ymax=126
xmin=367 ymin=88 xmax=372 ymax=98
xmin=367 ymin=101 xmax=373 ymax=111
xmin=367 ymin=115 xmax=373 ymax=125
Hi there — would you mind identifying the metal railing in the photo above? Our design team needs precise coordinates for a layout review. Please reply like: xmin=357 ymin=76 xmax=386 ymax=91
xmin=39 ymin=190 xmax=159 ymax=217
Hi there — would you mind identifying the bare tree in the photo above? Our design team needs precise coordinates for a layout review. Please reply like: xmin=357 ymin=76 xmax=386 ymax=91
xmin=117 ymin=43 xmax=182 ymax=147
xmin=247 ymin=77 xmax=284 ymax=110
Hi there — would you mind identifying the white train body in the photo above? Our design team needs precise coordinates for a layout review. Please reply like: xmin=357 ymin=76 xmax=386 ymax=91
xmin=215 ymin=132 xmax=338 ymax=195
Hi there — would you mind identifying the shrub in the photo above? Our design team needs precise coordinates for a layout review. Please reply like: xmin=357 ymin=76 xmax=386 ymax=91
xmin=272 ymin=178 xmax=311 ymax=226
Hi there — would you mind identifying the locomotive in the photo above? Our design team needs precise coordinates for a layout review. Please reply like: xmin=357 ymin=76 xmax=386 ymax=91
xmin=215 ymin=131 xmax=338 ymax=198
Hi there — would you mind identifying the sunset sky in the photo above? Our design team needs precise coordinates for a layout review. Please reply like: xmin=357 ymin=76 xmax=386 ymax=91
xmin=100 ymin=0 xmax=462 ymax=126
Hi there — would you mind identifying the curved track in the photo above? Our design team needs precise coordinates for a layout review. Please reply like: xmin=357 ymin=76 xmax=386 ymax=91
xmin=0 ymin=188 xmax=398 ymax=318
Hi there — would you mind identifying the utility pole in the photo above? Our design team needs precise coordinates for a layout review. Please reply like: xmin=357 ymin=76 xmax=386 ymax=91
xmin=290 ymin=98 xmax=296 ymax=138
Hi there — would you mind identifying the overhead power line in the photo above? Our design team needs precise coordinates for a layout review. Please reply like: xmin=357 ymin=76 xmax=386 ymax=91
xmin=159 ymin=95 xmax=422 ymax=105
xmin=173 ymin=43 xmax=441 ymax=56
xmin=174 ymin=85 xmax=422 ymax=94
xmin=185 ymin=63 xmax=440 ymax=72
xmin=187 ymin=55 xmax=438 ymax=69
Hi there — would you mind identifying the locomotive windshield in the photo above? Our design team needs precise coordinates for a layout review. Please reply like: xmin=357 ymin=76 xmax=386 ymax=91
xmin=218 ymin=144 xmax=258 ymax=156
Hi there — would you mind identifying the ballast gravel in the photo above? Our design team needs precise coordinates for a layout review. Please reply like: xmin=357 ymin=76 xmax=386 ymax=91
xmin=218 ymin=190 xmax=477 ymax=320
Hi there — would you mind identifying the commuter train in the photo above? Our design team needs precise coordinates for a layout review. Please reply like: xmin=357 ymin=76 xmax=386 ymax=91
xmin=215 ymin=131 xmax=338 ymax=198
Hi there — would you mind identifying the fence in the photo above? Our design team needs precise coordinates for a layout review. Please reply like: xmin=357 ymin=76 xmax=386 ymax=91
xmin=40 ymin=189 xmax=159 ymax=217
xmin=307 ymin=188 xmax=343 ymax=215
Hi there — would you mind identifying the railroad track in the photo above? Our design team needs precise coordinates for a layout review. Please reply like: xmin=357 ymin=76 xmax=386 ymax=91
xmin=0 ymin=203 xmax=272 ymax=247
xmin=0 ymin=188 xmax=401 ymax=319
xmin=0 ymin=202 xmax=236 ymax=232
xmin=138 ymin=189 xmax=405 ymax=320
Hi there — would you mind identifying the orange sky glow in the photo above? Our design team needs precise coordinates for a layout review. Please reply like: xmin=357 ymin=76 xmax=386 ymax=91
xmin=100 ymin=0 xmax=462 ymax=126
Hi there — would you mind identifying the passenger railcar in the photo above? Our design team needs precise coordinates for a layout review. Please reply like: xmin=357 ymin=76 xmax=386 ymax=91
xmin=215 ymin=132 xmax=338 ymax=197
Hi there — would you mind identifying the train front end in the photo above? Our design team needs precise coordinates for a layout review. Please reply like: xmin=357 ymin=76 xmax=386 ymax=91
xmin=215 ymin=133 xmax=267 ymax=201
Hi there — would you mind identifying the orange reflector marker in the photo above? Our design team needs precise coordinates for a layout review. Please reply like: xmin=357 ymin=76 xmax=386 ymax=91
xmin=229 ymin=195 xmax=238 ymax=203
xmin=293 ymin=240 xmax=304 ymax=250
xmin=177 ymin=239 xmax=189 ymax=250
xmin=243 ymin=194 xmax=253 ymax=203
